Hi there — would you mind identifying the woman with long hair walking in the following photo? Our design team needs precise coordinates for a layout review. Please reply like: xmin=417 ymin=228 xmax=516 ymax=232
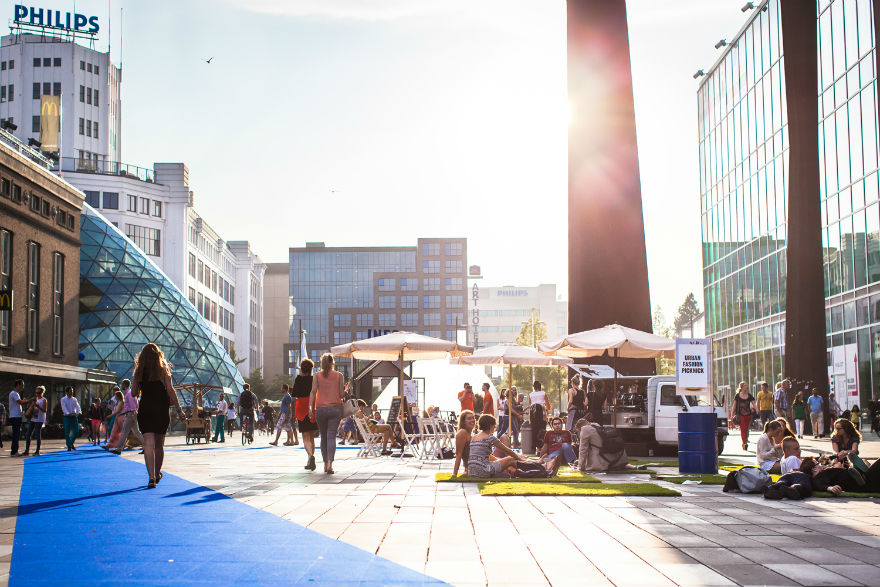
xmin=309 ymin=354 xmax=344 ymax=474
xmin=293 ymin=358 xmax=317 ymax=470
xmin=134 ymin=343 xmax=185 ymax=488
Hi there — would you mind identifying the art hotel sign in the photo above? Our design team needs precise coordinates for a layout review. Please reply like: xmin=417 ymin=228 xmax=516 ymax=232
xmin=14 ymin=5 xmax=100 ymax=33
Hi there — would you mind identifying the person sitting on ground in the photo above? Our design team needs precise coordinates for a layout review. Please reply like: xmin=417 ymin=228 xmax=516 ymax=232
xmin=354 ymin=399 xmax=394 ymax=455
xmin=780 ymin=436 xmax=802 ymax=474
xmin=573 ymin=415 xmax=640 ymax=472
xmin=831 ymin=417 xmax=861 ymax=463
xmin=467 ymin=415 xmax=535 ymax=479
xmin=451 ymin=410 xmax=476 ymax=478
xmin=539 ymin=417 xmax=576 ymax=466
xmin=756 ymin=420 xmax=784 ymax=473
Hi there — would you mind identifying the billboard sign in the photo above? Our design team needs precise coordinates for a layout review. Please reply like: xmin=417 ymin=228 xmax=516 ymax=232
xmin=14 ymin=5 xmax=99 ymax=33
xmin=676 ymin=338 xmax=710 ymax=392
xmin=39 ymin=95 xmax=60 ymax=152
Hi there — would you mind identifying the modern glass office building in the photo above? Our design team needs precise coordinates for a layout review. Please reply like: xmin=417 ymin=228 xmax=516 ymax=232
xmin=288 ymin=239 xmax=467 ymax=376
xmin=79 ymin=205 xmax=245 ymax=392
xmin=700 ymin=0 xmax=879 ymax=409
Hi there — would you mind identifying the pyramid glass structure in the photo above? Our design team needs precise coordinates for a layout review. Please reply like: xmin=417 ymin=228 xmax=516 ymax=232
xmin=79 ymin=205 xmax=245 ymax=392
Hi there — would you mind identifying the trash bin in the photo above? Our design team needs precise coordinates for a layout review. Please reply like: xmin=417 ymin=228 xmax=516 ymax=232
xmin=678 ymin=412 xmax=717 ymax=474
xmin=520 ymin=423 xmax=536 ymax=455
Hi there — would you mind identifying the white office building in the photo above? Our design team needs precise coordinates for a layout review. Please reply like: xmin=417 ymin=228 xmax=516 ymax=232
xmin=470 ymin=284 xmax=568 ymax=348
xmin=0 ymin=32 xmax=121 ymax=169
xmin=64 ymin=163 xmax=266 ymax=377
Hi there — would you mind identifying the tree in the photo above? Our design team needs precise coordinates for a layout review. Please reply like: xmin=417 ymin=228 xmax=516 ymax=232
xmin=266 ymin=373 xmax=293 ymax=401
xmin=652 ymin=305 xmax=674 ymax=375
xmin=509 ymin=311 xmax=567 ymax=411
xmin=673 ymin=293 xmax=701 ymax=337
xmin=244 ymin=367 xmax=267 ymax=399
xmin=227 ymin=344 xmax=247 ymax=367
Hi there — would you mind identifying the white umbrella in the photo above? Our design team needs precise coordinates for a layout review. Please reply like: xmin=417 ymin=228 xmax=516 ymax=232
xmin=331 ymin=331 xmax=473 ymax=400
xmin=452 ymin=343 xmax=573 ymax=428
xmin=538 ymin=324 xmax=674 ymax=426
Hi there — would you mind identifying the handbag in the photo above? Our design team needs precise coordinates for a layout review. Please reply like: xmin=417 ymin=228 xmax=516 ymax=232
xmin=341 ymin=395 xmax=359 ymax=418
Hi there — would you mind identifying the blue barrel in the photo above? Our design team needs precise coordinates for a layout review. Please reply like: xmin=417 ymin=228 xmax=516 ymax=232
xmin=678 ymin=413 xmax=718 ymax=474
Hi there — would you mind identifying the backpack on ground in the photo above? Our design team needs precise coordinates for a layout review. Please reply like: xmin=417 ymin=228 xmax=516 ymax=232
xmin=513 ymin=461 xmax=550 ymax=478
xmin=592 ymin=424 xmax=625 ymax=459
xmin=722 ymin=466 xmax=770 ymax=493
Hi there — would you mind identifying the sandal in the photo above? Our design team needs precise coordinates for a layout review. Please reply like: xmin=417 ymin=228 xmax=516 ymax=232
xmin=147 ymin=479 xmax=156 ymax=489
xmin=156 ymin=472 xmax=163 ymax=484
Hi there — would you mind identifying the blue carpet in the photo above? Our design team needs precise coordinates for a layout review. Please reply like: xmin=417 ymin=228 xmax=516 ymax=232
xmin=10 ymin=447 xmax=446 ymax=587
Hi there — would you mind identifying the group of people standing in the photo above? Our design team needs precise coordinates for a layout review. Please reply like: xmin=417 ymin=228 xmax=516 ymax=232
xmin=5 ymin=379 xmax=48 ymax=456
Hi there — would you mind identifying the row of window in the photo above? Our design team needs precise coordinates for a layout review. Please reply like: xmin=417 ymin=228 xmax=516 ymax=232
xmin=333 ymin=312 xmax=463 ymax=328
xmin=0 ymin=84 xmax=14 ymax=102
xmin=78 ymin=117 xmax=98 ymax=138
xmin=477 ymin=325 xmax=524 ymax=333
xmin=0 ymin=229 xmax=65 ymax=355
xmin=79 ymin=85 xmax=99 ymax=105
xmin=125 ymin=224 xmax=160 ymax=257
xmin=80 ymin=60 xmax=100 ymax=75
xmin=188 ymin=286 xmax=235 ymax=332
xmin=33 ymin=57 xmax=62 ymax=68
xmin=422 ymin=260 xmax=463 ymax=274
xmin=377 ymin=295 xmax=463 ymax=309
xmin=1 ymin=177 xmax=76 ymax=231
xmin=421 ymin=242 xmax=463 ymax=256
xmin=83 ymin=192 xmax=162 ymax=218
xmin=332 ymin=330 xmax=457 ymax=344
xmin=0 ymin=60 xmax=15 ymax=71
xmin=377 ymin=277 xmax=463 ymax=291
xmin=189 ymin=253 xmax=235 ymax=303
xmin=32 ymin=82 xmax=61 ymax=99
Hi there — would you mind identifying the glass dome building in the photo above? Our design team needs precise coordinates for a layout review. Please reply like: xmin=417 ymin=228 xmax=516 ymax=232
xmin=78 ymin=205 xmax=245 ymax=394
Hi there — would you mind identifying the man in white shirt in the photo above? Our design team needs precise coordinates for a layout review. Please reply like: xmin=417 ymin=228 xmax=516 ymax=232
xmin=212 ymin=392 xmax=228 ymax=443
xmin=780 ymin=437 xmax=802 ymax=474
xmin=60 ymin=386 xmax=82 ymax=451
xmin=8 ymin=379 xmax=26 ymax=456
xmin=109 ymin=379 xmax=144 ymax=454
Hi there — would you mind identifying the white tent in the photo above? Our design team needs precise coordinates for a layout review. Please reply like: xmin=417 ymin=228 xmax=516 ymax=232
xmin=372 ymin=359 xmax=497 ymax=415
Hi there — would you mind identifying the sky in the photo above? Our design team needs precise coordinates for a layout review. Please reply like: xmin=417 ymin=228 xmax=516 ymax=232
xmin=8 ymin=0 xmax=750 ymax=323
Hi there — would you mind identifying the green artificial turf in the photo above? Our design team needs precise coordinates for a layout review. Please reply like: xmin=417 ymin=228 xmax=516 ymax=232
xmin=435 ymin=471 xmax=599 ymax=483
xmin=811 ymin=491 xmax=880 ymax=498
xmin=478 ymin=482 xmax=681 ymax=497
xmin=652 ymin=473 xmax=728 ymax=485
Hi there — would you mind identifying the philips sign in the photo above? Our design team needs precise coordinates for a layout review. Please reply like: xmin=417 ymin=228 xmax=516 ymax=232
xmin=496 ymin=289 xmax=528 ymax=297
xmin=14 ymin=5 xmax=99 ymax=34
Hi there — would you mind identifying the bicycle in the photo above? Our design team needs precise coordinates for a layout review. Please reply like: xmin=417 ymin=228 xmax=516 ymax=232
xmin=241 ymin=415 xmax=254 ymax=445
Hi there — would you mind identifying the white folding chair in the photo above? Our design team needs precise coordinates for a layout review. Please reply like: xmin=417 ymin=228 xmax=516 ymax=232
xmin=418 ymin=417 xmax=442 ymax=460
xmin=353 ymin=416 xmax=381 ymax=458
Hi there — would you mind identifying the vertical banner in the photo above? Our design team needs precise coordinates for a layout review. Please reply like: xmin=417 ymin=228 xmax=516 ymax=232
xmin=40 ymin=95 xmax=60 ymax=152
xmin=675 ymin=338 xmax=710 ymax=393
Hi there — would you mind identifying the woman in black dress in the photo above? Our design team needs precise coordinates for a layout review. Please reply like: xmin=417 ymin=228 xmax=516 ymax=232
xmin=134 ymin=343 xmax=185 ymax=488
xmin=292 ymin=358 xmax=317 ymax=470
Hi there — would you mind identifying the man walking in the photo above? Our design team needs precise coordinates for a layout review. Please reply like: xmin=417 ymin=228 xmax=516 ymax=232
xmin=270 ymin=385 xmax=297 ymax=446
xmin=8 ymin=379 xmax=25 ymax=456
xmin=61 ymin=386 xmax=82 ymax=451
xmin=212 ymin=392 xmax=227 ymax=443
xmin=807 ymin=387 xmax=824 ymax=439
xmin=109 ymin=380 xmax=144 ymax=454
xmin=774 ymin=381 xmax=790 ymax=428
xmin=757 ymin=382 xmax=773 ymax=428
xmin=0 ymin=395 xmax=6 ymax=449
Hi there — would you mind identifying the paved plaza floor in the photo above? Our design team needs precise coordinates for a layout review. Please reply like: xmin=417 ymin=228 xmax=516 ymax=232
xmin=1 ymin=430 xmax=879 ymax=587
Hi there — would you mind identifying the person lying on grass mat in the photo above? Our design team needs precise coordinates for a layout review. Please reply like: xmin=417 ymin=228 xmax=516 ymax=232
xmin=765 ymin=454 xmax=878 ymax=499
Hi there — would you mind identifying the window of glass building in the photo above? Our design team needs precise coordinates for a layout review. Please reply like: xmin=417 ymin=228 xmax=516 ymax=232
xmin=26 ymin=240 xmax=39 ymax=352
xmin=424 ymin=330 xmax=441 ymax=338
xmin=423 ymin=260 xmax=440 ymax=273
xmin=423 ymin=277 xmax=440 ymax=291
xmin=445 ymin=242 xmax=462 ymax=256
xmin=333 ymin=314 xmax=352 ymax=327
xmin=401 ymin=295 xmax=418 ymax=309
xmin=422 ymin=243 xmax=440 ymax=256
xmin=102 ymin=192 xmax=119 ymax=210
xmin=52 ymin=252 xmax=63 ymax=356
xmin=333 ymin=332 xmax=351 ymax=344
xmin=379 ymin=313 xmax=396 ymax=327
xmin=446 ymin=330 xmax=456 ymax=341
xmin=402 ymin=313 xmax=418 ymax=327
xmin=423 ymin=295 xmax=440 ymax=309
xmin=400 ymin=278 xmax=418 ymax=291
xmin=445 ymin=277 xmax=463 ymax=290
xmin=445 ymin=295 xmax=463 ymax=308
xmin=125 ymin=224 xmax=161 ymax=256
xmin=0 ymin=229 xmax=10 ymax=346
xmin=379 ymin=296 xmax=396 ymax=309
xmin=356 ymin=313 xmax=373 ymax=327
xmin=424 ymin=313 xmax=440 ymax=326
xmin=378 ymin=278 xmax=395 ymax=291
xmin=445 ymin=260 xmax=462 ymax=273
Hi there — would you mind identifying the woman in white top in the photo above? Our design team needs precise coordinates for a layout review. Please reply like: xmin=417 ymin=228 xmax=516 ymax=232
xmin=756 ymin=419 xmax=784 ymax=473
xmin=23 ymin=386 xmax=48 ymax=456
xmin=226 ymin=402 xmax=236 ymax=434
xmin=528 ymin=381 xmax=552 ymax=433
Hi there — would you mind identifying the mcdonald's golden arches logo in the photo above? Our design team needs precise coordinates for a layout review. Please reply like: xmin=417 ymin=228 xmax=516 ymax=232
xmin=39 ymin=95 xmax=60 ymax=152
xmin=0 ymin=289 xmax=12 ymax=312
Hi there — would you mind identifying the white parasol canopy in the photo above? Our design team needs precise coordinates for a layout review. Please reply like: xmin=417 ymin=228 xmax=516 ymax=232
xmin=452 ymin=343 xmax=573 ymax=367
xmin=538 ymin=323 xmax=674 ymax=359
xmin=331 ymin=331 xmax=473 ymax=399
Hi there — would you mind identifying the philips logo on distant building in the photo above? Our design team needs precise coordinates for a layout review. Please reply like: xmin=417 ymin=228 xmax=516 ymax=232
xmin=496 ymin=289 xmax=528 ymax=297
xmin=14 ymin=5 xmax=99 ymax=34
